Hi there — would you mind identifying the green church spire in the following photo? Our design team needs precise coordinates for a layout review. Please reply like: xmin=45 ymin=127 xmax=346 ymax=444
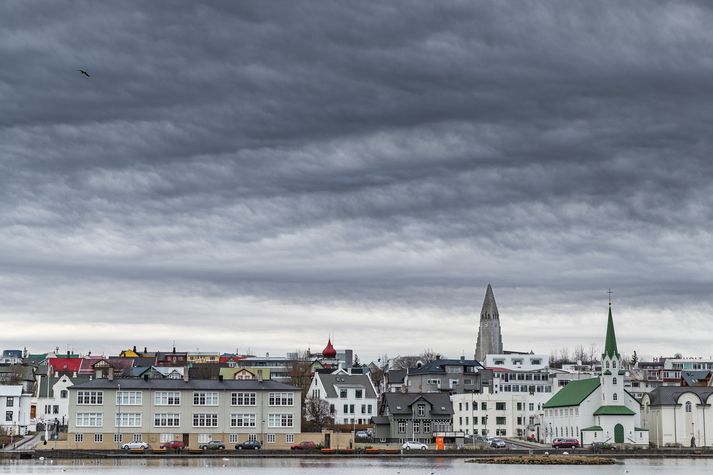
xmin=603 ymin=304 xmax=620 ymax=359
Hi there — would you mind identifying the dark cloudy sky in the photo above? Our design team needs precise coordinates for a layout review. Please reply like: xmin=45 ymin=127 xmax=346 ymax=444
xmin=1 ymin=1 xmax=712 ymax=361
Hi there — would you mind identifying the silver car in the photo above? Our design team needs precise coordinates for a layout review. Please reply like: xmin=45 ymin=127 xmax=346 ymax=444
xmin=402 ymin=440 xmax=428 ymax=450
xmin=122 ymin=441 xmax=149 ymax=450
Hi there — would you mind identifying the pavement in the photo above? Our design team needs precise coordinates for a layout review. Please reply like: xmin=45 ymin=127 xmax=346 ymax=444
xmin=0 ymin=433 xmax=42 ymax=452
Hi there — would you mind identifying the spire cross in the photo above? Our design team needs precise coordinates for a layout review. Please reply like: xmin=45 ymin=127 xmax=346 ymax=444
xmin=607 ymin=288 xmax=614 ymax=306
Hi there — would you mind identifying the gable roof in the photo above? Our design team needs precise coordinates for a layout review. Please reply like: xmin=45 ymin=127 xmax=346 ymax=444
xmin=593 ymin=405 xmax=636 ymax=416
xmin=381 ymin=392 xmax=453 ymax=416
xmin=646 ymin=386 xmax=713 ymax=406
xmin=317 ymin=373 xmax=377 ymax=399
xmin=38 ymin=375 xmax=92 ymax=397
xmin=543 ymin=377 xmax=600 ymax=408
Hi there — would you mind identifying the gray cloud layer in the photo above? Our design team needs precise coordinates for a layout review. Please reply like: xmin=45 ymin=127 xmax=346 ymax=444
xmin=1 ymin=1 xmax=713 ymax=360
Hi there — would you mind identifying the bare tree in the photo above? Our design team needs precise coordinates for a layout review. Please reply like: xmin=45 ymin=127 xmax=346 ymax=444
xmin=420 ymin=348 xmax=439 ymax=364
xmin=287 ymin=350 xmax=313 ymax=400
xmin=559 ymin=347 xmax=571 ymax=364
xmin=587 ymin=344 xmax=598 ymax=365
xmin=574 ymin=345 xmax=586 ymax=364
xmin=303 ymin=396 xmax=334 ymax=432
xmin=390 ymin=356 xmax=421 ymax=370
xmin=352 ymin=354 xmax=361 ymax=368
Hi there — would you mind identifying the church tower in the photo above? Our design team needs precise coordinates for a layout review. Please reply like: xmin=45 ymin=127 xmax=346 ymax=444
xmin=475 ymin=284 xmax=504 ymax=361
xmin=600 ymin=300 xmax=624 ymax=406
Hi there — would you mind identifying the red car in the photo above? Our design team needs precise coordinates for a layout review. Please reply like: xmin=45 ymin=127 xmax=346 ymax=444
xmin=290 ymin=441 xmax=317 ymax=450
xmin=160 ymin=440 xmax=186 ymax=451
xmin=552 ymin=438 xmax=580 ymax=449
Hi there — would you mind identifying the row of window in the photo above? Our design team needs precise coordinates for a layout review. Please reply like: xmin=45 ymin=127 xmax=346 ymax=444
xmin=73 ymin=433 xmax=297 ymax=444
xmin=335 ymin=404 xmax=373 ymax=415
xmin=338 ymin=389 xmax=366 ymax=398
xmin=457 ymin=401 xmax=542 ymax=412
xmin=77 ymin=391 xmax=294 ymax=407
xmin=499 ymin=385 xmax=553 ymax=393
xmin=396 ymin=421 xmax=451 ymax=433
xmin=545 ymin=407 xmax=580 ymax=417
xmin=76 ymin=412 xmax=295 ymax=428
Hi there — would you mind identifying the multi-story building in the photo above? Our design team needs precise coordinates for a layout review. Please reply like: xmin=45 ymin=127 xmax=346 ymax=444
xmin=0 ymin=384 xmax=32 ymax=435
xmin=66 ymin=376 xmax=301 ymax=450
xmin=372 ymin=392 xmax=455 ymax=444
xmin=641 ymin=386 xmax=713 ymax=447
xmin=452 ymin=388 xmax=528 ymax=438
xmin=403 ymin=357 xmax=492 ymax=394
xmin=307 ymin=369 xmax=378 ymax=426
xmin=35 ymin=373 xmax=90 ymax=425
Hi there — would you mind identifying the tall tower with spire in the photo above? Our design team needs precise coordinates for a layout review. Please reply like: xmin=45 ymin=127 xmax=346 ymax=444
xmin=475 ymin=284 xmax=504 ymax=361
xmin=600 ymin=299 xmax=624 ymax=407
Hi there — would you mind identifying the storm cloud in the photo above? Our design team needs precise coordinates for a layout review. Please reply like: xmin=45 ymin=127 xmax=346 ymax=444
xmin=1 ymin=1 xmax=713 ymax=360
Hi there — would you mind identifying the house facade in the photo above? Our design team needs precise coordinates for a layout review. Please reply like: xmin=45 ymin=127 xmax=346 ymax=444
xmin=0 ymin=385 xmax=32 ymax=435
xmin=403 ymin=357 xmax=492 ymax=394
xmin=641 ymin=387 xmax=713 ymax=447
xmin=65 ymin=377 xmax=301 ymax=449
xmin=308 ymin=369 xmax=378 ymax=426
xmin=372 ymin=392 xmax=455 ymax=443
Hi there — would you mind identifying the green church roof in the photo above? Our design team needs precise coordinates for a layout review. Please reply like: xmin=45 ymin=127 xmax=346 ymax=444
xmin=603 ymin=305 xmax=620 ymax=359
xmin=593 ymin=405 xmax=635 ymax=416
xmin=581 ymin=426 xmax=603 ymax=432
xmin=543 ymin=378 xmax=600 ymax=408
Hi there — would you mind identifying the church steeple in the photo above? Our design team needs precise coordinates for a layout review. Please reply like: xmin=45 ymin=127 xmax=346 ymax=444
xmin=475 ymin=283 xmax=504 ymax=361
xmin=603 ymin=305 xmax=620 ymax=359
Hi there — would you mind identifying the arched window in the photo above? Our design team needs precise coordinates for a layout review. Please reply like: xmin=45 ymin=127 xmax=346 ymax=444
xmin=605 ymin=361 xmax=610 ymax=369
xmin=613 ymin=361 xmax=617 ymax=368
xmin=613 ymin=377 xmax=617 ymax=385
xmin=686 ymin=401 xmax=692 ymax=413
xmin=613 ymin=393 xmax=618 ymax=401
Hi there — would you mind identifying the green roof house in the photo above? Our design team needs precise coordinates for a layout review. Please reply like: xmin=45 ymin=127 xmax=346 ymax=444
xmin=542 ymin=303 xmax=648 ymax=447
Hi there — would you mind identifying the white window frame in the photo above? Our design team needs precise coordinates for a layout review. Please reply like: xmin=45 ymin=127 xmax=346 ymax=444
xmin=76 ymin=412 xmax=103 ymax=427
xmin=268 ymin=413 xmax=294 ymax=428
xmin=229 ymin=434 xmax=238 ymax=443
xmin=154 ymin=413 xmax=180 ymax=427
xmin=268 ymin=392 xmax=294 ymax=406
xmin=192 ymin=413 xmax=219 ymax=427
xmin=231 ymin=392 xmax=257 ymax=406
xmin=75 ymin=433 xmax=84 ymax=443
xmin=115 ymin=413 xmax=142 ymax=428
xmin=154 ymin=391 xmax=181 ymax=406
xmin=77 ymin=391 xmax=103 ymax=405
xmin=231 ymin=413 xmax=257 ymax=428
xmin=193 ymin=392 xmax=219 ymax=406
xmin=267 ymin=433 xmax=276 ymax=444
xmin=285 ymin=434 xmax=294 ymax=443
xmin=94 ymin=433 xmax=103 ymax=443
xmin=116 ymin=391 xmax=143 ymax=406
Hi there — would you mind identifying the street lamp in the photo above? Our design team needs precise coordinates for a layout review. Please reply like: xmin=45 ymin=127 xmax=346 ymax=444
xmin=116 ymin=383 xmax=121 ymax=449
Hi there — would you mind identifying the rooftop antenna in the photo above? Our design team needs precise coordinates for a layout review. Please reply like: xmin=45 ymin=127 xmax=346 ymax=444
xmin=608 ymin=288 xmax=614 ymax=307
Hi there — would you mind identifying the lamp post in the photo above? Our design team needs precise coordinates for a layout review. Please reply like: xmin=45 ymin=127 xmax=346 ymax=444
xmin=116 ymin=383 xmax=121 ymax=449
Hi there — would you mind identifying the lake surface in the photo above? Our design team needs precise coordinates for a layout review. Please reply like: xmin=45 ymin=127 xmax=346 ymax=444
xmin=1 ymin=458 xmax=712 ymax=474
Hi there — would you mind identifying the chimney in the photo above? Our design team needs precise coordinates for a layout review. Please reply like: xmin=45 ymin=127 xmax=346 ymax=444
xmin=183 ymin=368 xmax=189 ymax=382
xmin=173 ymin=346 xmax=176 ymax=354
xmin=133 ymin=345 xmax=137 ymax=353
xmin=144 ymin=347 xmax=147 ymax=354
xmin=219 ymin=375 xmax=224 ymax=382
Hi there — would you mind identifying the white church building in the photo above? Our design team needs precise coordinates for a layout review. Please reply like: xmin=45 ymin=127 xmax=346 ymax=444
xmin=542 ymin=304 xmax=649 ymax=447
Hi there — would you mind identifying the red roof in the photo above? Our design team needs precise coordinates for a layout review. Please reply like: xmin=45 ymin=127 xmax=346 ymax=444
xmin=49 ymin=357 xmax=83 ymax=373
xmin=322 ymin=338 xmax=337 ymax=358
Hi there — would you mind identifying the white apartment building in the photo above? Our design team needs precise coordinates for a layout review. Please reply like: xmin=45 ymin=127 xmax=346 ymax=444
xmin=452 ymin=388 xmax=530 ymax=439
xmin=1 ymin=385 xmax=32 ymax=436
xmin=308 ymin=369 xmax=378 ymax=425
xmin=64 ymin=377 xmax=301 ymax=450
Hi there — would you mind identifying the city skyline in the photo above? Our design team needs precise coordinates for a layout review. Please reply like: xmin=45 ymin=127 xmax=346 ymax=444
xmin=2 ymin=2 xmax=713 ymax=359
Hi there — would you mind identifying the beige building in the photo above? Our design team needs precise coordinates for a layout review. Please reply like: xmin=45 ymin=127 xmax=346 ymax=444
xmin=64 ymin=376 xmax=302 ymax=450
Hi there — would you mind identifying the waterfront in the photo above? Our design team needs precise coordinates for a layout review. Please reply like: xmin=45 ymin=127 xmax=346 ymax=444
xmin=2 ymin=458 xmax=713 ymax=474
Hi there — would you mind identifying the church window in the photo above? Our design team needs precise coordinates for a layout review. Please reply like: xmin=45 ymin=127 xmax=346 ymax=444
xmin=613 ymin=377 xmax=617 ymax=385
xmin=605 ymin=361 xmax=610 ymax=369
xmin=613 ymin=393 xmax=618 ymax=401
xmin=613 ymin=361 xmax=617 ymax=369
xmin=685 ymin=401 xmax=692 ymax=413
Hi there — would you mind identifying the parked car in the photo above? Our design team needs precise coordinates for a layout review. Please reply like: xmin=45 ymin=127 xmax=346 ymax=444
xmin=552 ymin=438 xmax=580 ymax=449
xmin=160 ymin=440 xmax=186 ymax=451
xmin=199 ymin=440 xmax=226 ymax=450
xmin=290 ymin=441 xmax=317 ymax=450
xmin=402 ymin=441 xmax=428 ymax=451
xmin=236 ymin=440 xmax=262 ymax=450
xmin=355 ymin=430 xmax=371 ymax=440
xmin=591 ymin=441 xmax=616 ymax=452
xmin=490 ymin=439 xmax=507 ymax=449
xmin=122 ymin=441 xmax=149 ymax=450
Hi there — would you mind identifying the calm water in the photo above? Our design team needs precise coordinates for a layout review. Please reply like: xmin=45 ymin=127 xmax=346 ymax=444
xmin=1 ymin=458 xmax=712 ymax=474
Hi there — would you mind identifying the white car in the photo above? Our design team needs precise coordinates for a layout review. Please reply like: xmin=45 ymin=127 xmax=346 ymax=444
xmin=402 ymin=440 xmax=428 ymax=451
xmin=122 ymin=441 xmax=149 ymax=450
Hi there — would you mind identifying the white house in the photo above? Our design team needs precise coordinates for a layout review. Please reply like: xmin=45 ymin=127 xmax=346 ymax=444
xmin=36 ymin=373 xmax=91 ymax=426
xmin=452 ymin=388 xmax=528 ymax=439
xmin=308 ymin=368 xmax=378 ymax=425
xmin=542 ymin=304 xmax=648 ymax=447
xmin=1 ymin=385 xmax=32 ymax=435
xmin=642 ymin=387 xmax=713 ymax=447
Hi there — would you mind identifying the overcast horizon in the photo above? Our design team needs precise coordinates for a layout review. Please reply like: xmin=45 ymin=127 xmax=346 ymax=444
xmin=2 ymin=1 xmax=713 ymax=363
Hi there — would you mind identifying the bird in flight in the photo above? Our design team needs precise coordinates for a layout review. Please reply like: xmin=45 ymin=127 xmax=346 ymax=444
xmin=78 ymin=69 xmax=90 ymax=77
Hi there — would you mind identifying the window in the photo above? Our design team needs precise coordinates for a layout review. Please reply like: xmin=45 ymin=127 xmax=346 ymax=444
xmin=613 ymin=361 xmax=617 ymax=369
xmin=361 ymin=404 xmax=367 ymax=414
xmin=427 ymin=378 xmax=441 ymax=386
xmin=114 ymin=434 xmax=122 ymax=443
xmin=423 ymin=421 xmax=431 ymax=433
xmin=77 ymin=391 xmax=103 ymax=405
xmin=496 ymin=402 xmax=506 ymax=410
xmin=496 ymin=417 xmax=506 ymax=425
xmin=232 ymin=392 xmax=256 ymax=406
xmin=417 ymin=404 xmax=426 ymax=416
xmin=94 ymin=433 xmax=103 ymax=443
xmin=192 ymin=413 xmax=219 ymax=427
xmin=154 ymin=413 xmax=180 ymax=427
xmin=398 ymin=422 xmax=406 ymax=434
xmin=686 ymin=401 xmax=692 ymax=412
xmin=5 ymin=411 xmax=13 ymax=422
xmin=160 ymin=433 xmax=175 ymax=443
xmin=459 ymin=402 xmax=463 ymax=411
xmin=481 ymin=402 xmax=487 ymax=410
xmin=154 ymin=391 xmax=180 ymax=405
xmin=268 ymin=414 xmax=294 ymax=428
xmin=229 ymin=434 xmax=238 ymax=443
xmin=349 ymin=404 xmax=355 ymax=414
xmin=612 ymin=377 xmax=617 ymax=385
xmin=267 ymin=433 xmax=276 ymax=444
xmin=413 ymin=422 xmax=420 ymax=433
xmin=193 ymin=392 xmax=219 ymax=406
xmin=116 ymin=391 xmax=142 ymax=405
xmin=529 ymin=403 xmax=535 ymax=411
xmin=6 ymin=397 xmax=13 ymax=407
xmin=613 ymin=393 xmax=618 ymax=401
xmin=343 ymin=404 xmax=348 ymax=413
xmin=355 ymin=389 xmax=363 ymax=399
xmin=248 ymin=434 xmax=257 ymax=442
xmin=76 ymin=413 xmax=103 ymax=427
xmin=340 ymin=389 xmax=348 ymax=398
xmin=198 ymin=433 xmax=211 ymax=443
xmin=75 ymin=433 xmax=84 ymax=443
xmin=367 ymin=405 xmax=372 ymax=414
xmin=231 ymin=413 xmax=257 ymax=427
xmin=286 ymin=434 xmax=294 ymax=443
xmin=115 ymin=413 xmax=142 ymax=427
xmin=464 ymin=379 xmax=473 ymax=385
xmin=269 ymin=392 xmax=294 ymax=406
xmin=53 ymin=405 xmax=59 ymax=414
xmin=481 ymin=417 xmax=487 ymax=425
